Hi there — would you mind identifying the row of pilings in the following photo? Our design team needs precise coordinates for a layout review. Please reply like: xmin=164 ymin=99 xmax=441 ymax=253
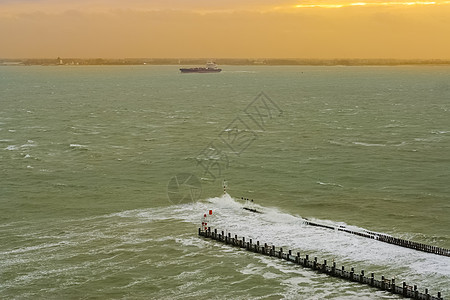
xmin=240 ymin=196 xmax=449 ymax=257
xmin=303 ymin=220 xmax=450 ymax=257
xmin=199 ymin=227 xmax=444 ymax=300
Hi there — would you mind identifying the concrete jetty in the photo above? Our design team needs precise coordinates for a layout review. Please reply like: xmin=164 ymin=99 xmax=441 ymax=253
xmin=199 ymin=227 xmax=445 ymax=300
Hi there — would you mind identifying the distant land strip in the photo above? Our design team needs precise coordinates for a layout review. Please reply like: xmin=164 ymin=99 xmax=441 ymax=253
xmin=2 ymin=58 xmax=450 ymax=66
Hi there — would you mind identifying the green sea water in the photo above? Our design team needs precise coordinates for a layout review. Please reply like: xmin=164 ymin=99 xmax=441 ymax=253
xmin=1 ymin=65 xmax=449 ymax=299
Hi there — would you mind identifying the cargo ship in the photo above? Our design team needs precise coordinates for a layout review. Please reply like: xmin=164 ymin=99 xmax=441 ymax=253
xmin=180 ymin=62 xmax=222 ymax=73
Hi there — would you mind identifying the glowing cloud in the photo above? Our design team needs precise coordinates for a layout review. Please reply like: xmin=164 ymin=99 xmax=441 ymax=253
xmin=295 ymin=0 xmax=446 ymax=8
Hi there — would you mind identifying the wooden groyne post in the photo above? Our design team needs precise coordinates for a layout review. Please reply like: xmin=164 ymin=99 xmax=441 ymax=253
xmin=199 ymin=227 xmax=445 ymax=300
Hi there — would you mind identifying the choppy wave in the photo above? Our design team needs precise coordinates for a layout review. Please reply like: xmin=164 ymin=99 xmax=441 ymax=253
xmin=69 ymin=143 xmax=89 ymax=150
xmin=1 ymin=193 xmax=449 ymax=298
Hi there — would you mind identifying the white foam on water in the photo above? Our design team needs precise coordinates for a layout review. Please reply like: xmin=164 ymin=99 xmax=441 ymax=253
xmin=4 ymin=145 xmax=18 ymax=151
xmin=79 ymin=193 xmax=448 ymax=287
xmin=2 ymin=193 xmax=447 ymax=298
xmin=164 ymin=193 xmax=449 ymax=295
xmin=20 ymin=140 xmax=36 ymax=148
xmin=0 ymin=241 xmax=72 ymax=256
xmin=69 ymin=143 xmax=89 ymax=150
xmin=316 ymin=181 xmax=344 ymax=188
xmin=353 ymin=142 xmax=386 ymax=147
xmin=432 ymin=130 xmax=449 ymax=134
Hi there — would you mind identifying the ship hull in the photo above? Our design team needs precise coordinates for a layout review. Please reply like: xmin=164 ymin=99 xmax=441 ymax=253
xmin=180 ymin=68 xmax=222 ymax=73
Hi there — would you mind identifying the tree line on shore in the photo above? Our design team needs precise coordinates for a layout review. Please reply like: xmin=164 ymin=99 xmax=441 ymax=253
xmin=2 ymin=57 xmax=450 ymax=66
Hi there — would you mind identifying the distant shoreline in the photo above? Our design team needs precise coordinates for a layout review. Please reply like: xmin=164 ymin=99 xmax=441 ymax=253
xmin=2 ymin=58 xmax=450 ymax=66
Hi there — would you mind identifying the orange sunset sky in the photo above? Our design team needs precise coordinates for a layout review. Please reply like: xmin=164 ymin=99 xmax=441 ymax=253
xmin=1 ymin=0 xmax=450 ymax=59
